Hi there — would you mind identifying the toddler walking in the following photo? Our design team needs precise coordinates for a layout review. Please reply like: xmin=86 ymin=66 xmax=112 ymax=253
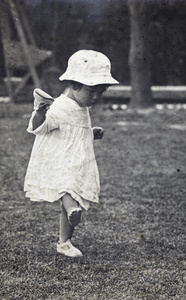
xmin=24 ymin=50 xmax=119 ymax=257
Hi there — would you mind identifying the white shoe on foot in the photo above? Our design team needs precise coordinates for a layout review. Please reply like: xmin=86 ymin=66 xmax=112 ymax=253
xmin=68 ymin=207 xmax=82 ymax=227
xmin=57 ymin=240 xmax=83 ymax=257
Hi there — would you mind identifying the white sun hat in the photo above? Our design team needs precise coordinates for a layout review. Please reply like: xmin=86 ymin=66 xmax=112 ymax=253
xmin=59 ymin=50 xmax=119 ymax=86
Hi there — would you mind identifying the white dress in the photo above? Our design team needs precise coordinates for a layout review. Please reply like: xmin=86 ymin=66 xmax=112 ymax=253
xmin=24 ymin=94 xmax=100 ymax=210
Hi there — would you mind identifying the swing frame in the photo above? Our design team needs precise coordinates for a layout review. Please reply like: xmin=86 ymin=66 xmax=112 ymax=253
xmin=0 ymin=0 xmax=52 ymax=101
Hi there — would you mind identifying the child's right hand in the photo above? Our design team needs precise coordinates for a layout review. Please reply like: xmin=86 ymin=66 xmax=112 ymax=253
xmin=33 ymin=88 xmax=54 ymax=111
xmin=92 ymin=127 xmax=104 ymax=140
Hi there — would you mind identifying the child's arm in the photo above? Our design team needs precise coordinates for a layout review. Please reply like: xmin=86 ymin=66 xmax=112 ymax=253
xmin=32 ymin=106 xmax=47 ymax=130
xmin=92 ymin=127 xmax=104 ymax=140
xmin=32 ymin=88 xmax=54 ymax=130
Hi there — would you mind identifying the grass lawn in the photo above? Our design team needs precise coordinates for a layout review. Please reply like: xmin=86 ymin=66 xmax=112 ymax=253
xmin=0 ymin=102 xmax=186 ymax=300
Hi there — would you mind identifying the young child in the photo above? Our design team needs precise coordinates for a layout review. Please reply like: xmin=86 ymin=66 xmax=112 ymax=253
xmin=24 ymin=50 xmax=119 ymax=257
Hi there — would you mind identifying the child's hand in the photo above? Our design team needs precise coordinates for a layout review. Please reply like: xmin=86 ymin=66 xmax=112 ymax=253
xmin=33 ymin=88 xmax=54 ymax=111
xmin=92 ymin=127 xmax=104 ymax=140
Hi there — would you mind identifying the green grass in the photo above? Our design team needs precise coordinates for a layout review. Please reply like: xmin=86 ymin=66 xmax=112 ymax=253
xmin=0 ymin=103 xmax=186 ymax=299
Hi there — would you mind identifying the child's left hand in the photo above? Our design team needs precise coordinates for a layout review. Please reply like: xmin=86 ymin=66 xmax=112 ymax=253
xmin=92 ymin=127 xmax=104 ymax=140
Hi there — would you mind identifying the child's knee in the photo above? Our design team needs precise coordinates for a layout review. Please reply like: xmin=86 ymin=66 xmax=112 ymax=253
xmin=62 ymin=193 xmax=78 ymax=208
xmin=68 ymin=207 xmax=82 ymax=227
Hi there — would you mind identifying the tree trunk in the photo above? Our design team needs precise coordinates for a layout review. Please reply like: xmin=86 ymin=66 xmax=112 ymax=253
xmin=128 ymin=0 xmax=153 ymax=109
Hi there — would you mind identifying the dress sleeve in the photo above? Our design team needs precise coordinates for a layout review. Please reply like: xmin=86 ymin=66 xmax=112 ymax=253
xmin=27 ymin=109 xmax=59 ymax=135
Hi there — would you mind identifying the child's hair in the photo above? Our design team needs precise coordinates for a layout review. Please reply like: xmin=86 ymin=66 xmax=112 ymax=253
xmin=69 ymin=81 xmax=83 ymax=90
xmin=68 ymin=80 xmax=109 ymax=91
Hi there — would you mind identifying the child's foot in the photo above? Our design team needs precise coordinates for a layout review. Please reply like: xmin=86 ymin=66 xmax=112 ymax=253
xmin=68 ymin=207 xmax=82 ymax=227
xmin=57 ymin=240 xmax=83 ymax=257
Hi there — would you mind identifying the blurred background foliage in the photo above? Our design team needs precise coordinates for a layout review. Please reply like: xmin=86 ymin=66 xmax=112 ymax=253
xmin=0 ymin=0 xmax=186 ymax=86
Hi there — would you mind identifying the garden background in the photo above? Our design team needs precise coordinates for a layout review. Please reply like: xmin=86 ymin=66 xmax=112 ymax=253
xmin=0 ymin=0 xmax=186 ymax=299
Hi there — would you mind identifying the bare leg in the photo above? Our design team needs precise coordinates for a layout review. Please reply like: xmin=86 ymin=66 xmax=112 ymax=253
xmin=62 ymin=193 xmax=79 ymax=213
xmin=59 ymin=201 xmax=74 ymax=243
xmin=62 ymin=193 xmax=82 ymax=227
xmin=58 ymin=199 xmax=83 ymax=257
xmin=59 ymin=194 xmax=82 ymax=243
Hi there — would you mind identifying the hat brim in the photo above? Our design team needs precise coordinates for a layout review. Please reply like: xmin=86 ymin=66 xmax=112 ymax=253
xmin=59 ymin=72 xmax=119 ymax=86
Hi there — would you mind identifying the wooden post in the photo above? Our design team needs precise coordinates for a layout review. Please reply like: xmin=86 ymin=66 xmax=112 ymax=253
xmin=0 ymin=3 xmax=13 ymax=101
xmin=17 ymin=2 xmax=37 ymax=47
xmin=7 ymin=0 xmax=41 ymax=88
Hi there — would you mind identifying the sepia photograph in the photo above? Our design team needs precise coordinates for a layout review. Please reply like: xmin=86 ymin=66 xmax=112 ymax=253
xmin=0 ymin=0 xmax=186 ymax=299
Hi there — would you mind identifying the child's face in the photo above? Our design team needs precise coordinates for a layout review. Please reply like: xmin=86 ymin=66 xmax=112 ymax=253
xmin=70 ymin=84 xmax=108 ymax=107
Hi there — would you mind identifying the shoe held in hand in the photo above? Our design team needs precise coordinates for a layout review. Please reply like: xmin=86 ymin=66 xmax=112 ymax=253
xmin=33 ymin=88 xmax=54 ymax=111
